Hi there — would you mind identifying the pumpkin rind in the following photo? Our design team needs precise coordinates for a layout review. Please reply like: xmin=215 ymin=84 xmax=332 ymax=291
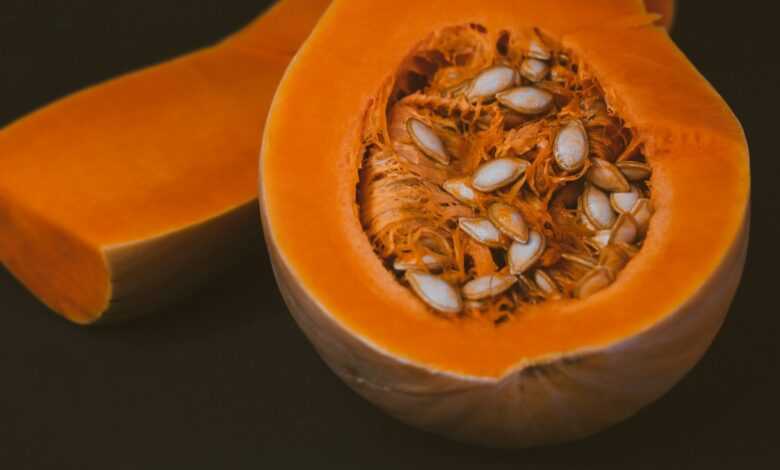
xmin=261 ymin=0 xmax=747 ymax=447
xmin=0 ymin=0 xmax=331 ymax=324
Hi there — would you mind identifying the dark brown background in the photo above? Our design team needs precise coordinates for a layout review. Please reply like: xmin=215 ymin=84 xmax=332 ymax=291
xmin=1 ymin=1 xmax=777 ymax=468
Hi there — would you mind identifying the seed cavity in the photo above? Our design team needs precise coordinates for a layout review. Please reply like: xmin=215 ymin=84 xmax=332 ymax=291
xmin=407 ymin=118 xmax=450 ymax=165
xmin=554 ymin=120 xmax=589 ymax=172
xmin=467 ymin=66 xmax=518 ymax=100
xmin=357 ymin=24 xmax=654 ymax=321
xmin=488 ymin=202 xmax=529 ymax=243
xmin=509 ymin=230 xmax=545 ymax=274
xmin=471 ymin=158 xmax=529 ymax=192
xmin=496 ymin=87 xmax=554 ymax=115
xmin=405 ymin=271 xmax=462 ymax=314
xmin=459 ymin=217 xmax=504 ymax=247
xmin=463 ymin=274 xmax=518 ymax=300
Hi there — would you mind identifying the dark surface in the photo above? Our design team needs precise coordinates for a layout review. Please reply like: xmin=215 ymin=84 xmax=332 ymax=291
xmin=0 ymin=1 xmax=777 ymax=468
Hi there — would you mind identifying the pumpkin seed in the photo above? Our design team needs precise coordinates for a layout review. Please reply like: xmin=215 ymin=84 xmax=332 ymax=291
xmin=534 ymin=270 xmax=560 ymax=297
xmin=458 ymin=217 xmax=504 ymax=247
xmin=583 ymin=184 xmax=617 ymax=229
xmin=574 ymin=267 xmax=613 ymax=299
xmin=442 ymin=178 xmax=480 ymax=206
xmin=591 ymin=230 xmax=612 ymax=248
xmin=561 ymin=253 xmax=597 ymax=268
xmin=587 ymin=158 xmax=630 ymax=192
xmin=599 ymin=245 xmax=630 ymax=274
xmin=610 ymin=185 xmax=641 ymax=214
xmin=520 ymin=59 xmax=549 ymax=82
xmin=487 ymin=202 xmax=529 ymax=243
xmin=631 ymin=198 xmax=653 ymax=234
xmin=471 ymin=158 xmax=529 ymax=192
xmin=405 ymin=271 xmax=462 ymax=314
xmin=393 ymin=253 xmax=448 ymax=272
xmin=609 ymin=213 xmax=638 ymax=245
xmin=617 ymin=161 xmax=652 ymax=181
xmin=462 ymin=274 xmax=518 ymax=300
xmin=554 ymin=120 xmax=589 ymax=172
xmin=496 ymin=87 xmax=554 ymax=115
xmin=407 ymin=118 xmax=450 ymax=165
xmin=467 ymin=66 xmax=518 ymax=100
xmin=528 ymin=33 xmax=552 ymax=60
xmin=465 ymin=299 xmax=487 ymax=311
xmin=508 ymin=230 xmax=545 ymax=274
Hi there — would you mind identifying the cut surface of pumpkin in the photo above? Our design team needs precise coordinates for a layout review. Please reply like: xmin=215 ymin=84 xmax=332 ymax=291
xmin=261 ymin=0 xmax=748 ymax=447
xmin=0 ymin=0 xmax=331 ymax=324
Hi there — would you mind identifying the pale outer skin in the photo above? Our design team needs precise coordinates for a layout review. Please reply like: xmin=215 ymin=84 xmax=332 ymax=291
xmin=262 ymin=205 xmax=748 ymax=447
xmin=96 ymin=200 xmax=261 ymax=324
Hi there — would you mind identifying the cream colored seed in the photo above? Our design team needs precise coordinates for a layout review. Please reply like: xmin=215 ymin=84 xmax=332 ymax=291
xmin=583 ymin=184 xmax=617 ymax=229
xmin=554 ymin=120 xmax=589 ymax=172
xmin=587 ymin=158 xmax=630 ymax=192
xmin=407 ymin=118 xmax=450 ymax=165
xmin=508 ymin=230 xmax=545 ymax=274
xmin=520 ymin=58 xmax=549 ymax=82
xmin=442 ymin=178 xmax=480 ymax=207
xmin=561 ymin=253 xmax=597 ymax=268
xmin=610 ymin=185 xmax=641 ymax=214
xmin=462 ymin=274 xmax=518 ymax=300
xmin=458 ymin=217 xmax=504 ymax=247
xmin=488 ymin=202 xmax=529 ymax=243
xmin=574 ymin=267 xmax=614 ymax=299
xmin=405 ymin=271 xmax=462 ymax=314
xmin=617 ymin=161 xmax=652 ymax=181
xmin=471 ymin=158 xmax=529 ymax=192
xmin=393 ymin=253 xmax=448 ymax=272
xmin=467 ymin=66 xmax=518 ymax=100
xmin=609 ymin=213 xmax=638 ymax=245
xmin=591 ymin=230 xmax=612 ymax=248
xmin=528 ymin=34 xmax=552 ymax=60
xmin=631 ymin=198 xmax=653 ymax=234
xmin=496 ymin=87 xmax=554 ymax=115
xmin=534 ymin=270 xmax=560 ymax=297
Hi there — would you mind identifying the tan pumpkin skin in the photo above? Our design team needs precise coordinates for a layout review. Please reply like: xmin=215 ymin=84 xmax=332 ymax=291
xmin=261 ymin=0 xmax=748 ymax=447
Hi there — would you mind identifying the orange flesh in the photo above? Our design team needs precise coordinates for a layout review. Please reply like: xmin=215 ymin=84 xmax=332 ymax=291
xmin=262 ymin=0 xmax=749 ymax=378
xmin=0 ymin=0 xmax=332 ymax=321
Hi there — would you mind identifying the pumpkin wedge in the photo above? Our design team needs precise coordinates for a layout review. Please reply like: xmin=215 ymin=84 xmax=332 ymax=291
xmin=260 ymin=0 xmax=748 ymax=447
xmin=0 ymin=0 xmax=331 ymax=324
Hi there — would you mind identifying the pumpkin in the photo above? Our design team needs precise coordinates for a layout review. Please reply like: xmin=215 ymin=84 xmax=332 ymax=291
xmin=0 ymin=0 xmax=331 ymax=324
xmin=260 ymin=0 xmax=748 ymax=447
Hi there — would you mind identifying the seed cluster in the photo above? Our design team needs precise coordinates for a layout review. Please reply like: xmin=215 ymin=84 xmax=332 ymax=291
xmin=358 ymin=25 xmax=653 ymax=323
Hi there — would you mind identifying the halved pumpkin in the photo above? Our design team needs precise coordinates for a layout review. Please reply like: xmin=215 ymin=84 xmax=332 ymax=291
xmin=260 ymin=0 xmax=748 ymax=447
xmin=0 ymin=0 xmax=331 ymax=324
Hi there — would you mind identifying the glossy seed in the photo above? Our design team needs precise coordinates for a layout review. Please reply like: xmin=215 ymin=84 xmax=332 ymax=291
xmin=442 ymin=178 xmax=480 ymax=206
xmin=458 ymin=217 xmax=504 ymax=247
xmin=405 ymin=271 xmax=462 ymax=314
xmin=393 ymin=253 xmax=448 ymax=272
xmin=583 ymin=184 xmax=617 ymax=229
xmin=508 ymin=230 xmax=546 ymax=274
xmin=528 ymin=33 xmax=552 ymax=60
xmin=610 ymin=185 xmax=641 ymax=214
xmin=574 ymin=267 xmax=613 ymax=299
xmin=554 ymin=120 xmax=589 ymax=172
xmin=534 ymin=270 xmax=560 ymax=297
xmin=617 ymin=161 xmax=652 ymax=181
xmin=591 ymin=230 xmax=612 ymax=249
xmin=609 ymin=213 xmax=638 ymax=245
xmin=587 ymin=158 xmax=630 ymax=192
xmin=407 ymin=118 xmax=450 ymax=165
xmin=467 ymin=66 xmax=518 ymax=100
xmin=462 ymin=274 xmax=518 ymax=300
xmin=520 ymin=59 xmax=549 ymax=82
xmin=496 ymin=87 xmax=554 ymax=115
xmin=578 ymin=208 xmax=597 ymax=232
xmin=561 ymin=253 xmax=597 ymax=268
xmin=488 ymin=202 xmax=529 ymax=243
xmin=471 ymin=158 xmax=529 ymax=192
xmin=631 ymin=198 xmax=653 ymax=234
